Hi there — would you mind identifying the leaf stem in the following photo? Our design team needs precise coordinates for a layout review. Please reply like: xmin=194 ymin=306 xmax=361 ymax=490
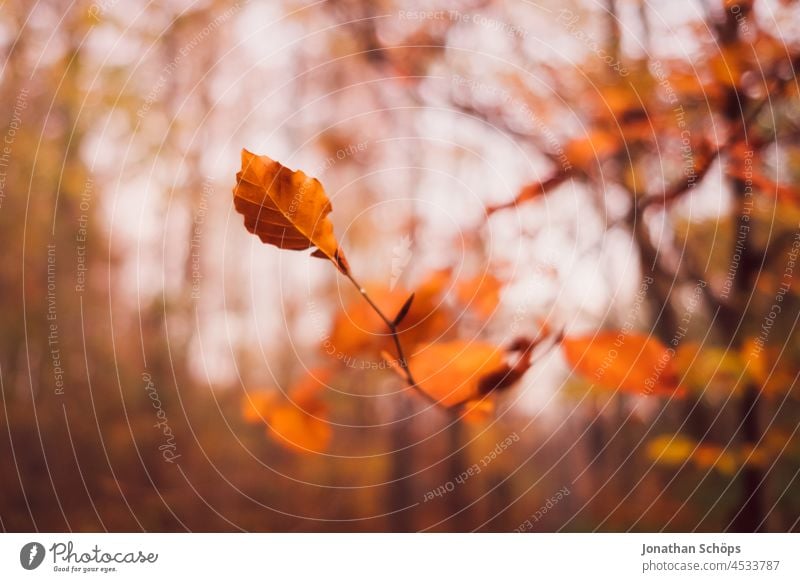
xmin=342 ymin=270 xmax=425 ymax=395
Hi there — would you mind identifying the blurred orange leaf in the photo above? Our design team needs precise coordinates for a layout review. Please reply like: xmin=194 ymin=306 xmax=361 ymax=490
xmin=241 ymin=368 xmax=332 ymax=453
xmin=461 ymin=398 xmax=496 ymax=423
xmin=241 ymin=391 xmax=274 ymax=424
xmin=564 ymin=130 xmax=620 ymax=171
xmin=709 ymin=45 xmax=746 ymax=88
xmin=268 ymin=405 xmax=332 ymax=454
xmin=407 ymin=341 xmax=519 ymax=407
xmin=455 ymin=272 xmax=502 ymax=319
xmin=562 ymin=332 xmax=682 ymax=396
xmin=327 ymin=271 xmax=451 ymax=360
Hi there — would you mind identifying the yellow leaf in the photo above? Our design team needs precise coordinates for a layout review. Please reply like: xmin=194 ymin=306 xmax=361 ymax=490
xmin=673 ymin=342 xmax=747 ymax=396
xmin=740 ymin=338 xmax=798 ymax=397
xmin=233 ymin=149 xmax=349 ymax=273
xmin=646 ymin=434 xmax=696 ymax=466
xmin=692 ymin=444 xmax=737 ymax=476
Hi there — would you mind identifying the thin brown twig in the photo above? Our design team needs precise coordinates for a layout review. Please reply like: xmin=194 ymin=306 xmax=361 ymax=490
xmin=341 ymin=269 xmax=444 ymax=405
xmin=487 ymin=170 xmax=574 ymax=214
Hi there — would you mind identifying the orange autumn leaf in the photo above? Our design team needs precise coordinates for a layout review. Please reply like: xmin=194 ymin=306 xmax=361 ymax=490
xmin=461 ymin=398 xmax=495 ymax=423
xmin=233 ymin=149 xmax=349 ymax=273
xmin=407 ymin=341 xmax=519 ymax=408
xmin=284 ymin=367 xmax=333 ymax=414
xmin=455 ymin=272 xmax=502 ymax=319
xmin=562 ymin=331 xmax=682 ymax=396
xmin=241 ymin=368 xmax=332 ymax=453
xmin=564 ymin=130 xmax=620 ymax=171
xmin=709 ymin=45 xmax=747 ymax=88
xmin=241 ymin=391 xmax=274 ymax=424
xmin=268 ymin=406 xmax=332 ymax=454
xmin=327 ymin=271 xmax=451 ymax=359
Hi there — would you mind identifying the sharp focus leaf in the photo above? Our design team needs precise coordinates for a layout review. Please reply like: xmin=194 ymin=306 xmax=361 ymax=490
xmin=233 ymin=149 xmax=349 ymax=273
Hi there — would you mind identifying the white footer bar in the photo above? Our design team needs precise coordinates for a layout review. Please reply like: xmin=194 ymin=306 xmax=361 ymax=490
xmin=1 ymin=533 xmax=797 ymax=581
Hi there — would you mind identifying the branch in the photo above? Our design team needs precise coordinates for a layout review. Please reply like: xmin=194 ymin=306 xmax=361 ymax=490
xmin=636 ymin=146 xmax=719 ymax=212
xmin=446 ymin=98 xmax=567 ymax=169
xmin=341 ymin=270 xmax=441 ymax=405
xmin=637 ymin=75 xmax=791 ymax=213
xmin=487 ymin=169 xmax=574 ymax=214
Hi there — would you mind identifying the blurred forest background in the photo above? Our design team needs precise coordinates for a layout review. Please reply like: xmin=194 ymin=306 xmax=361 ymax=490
xmin=1 ymin=0 xmax=799 ymax=532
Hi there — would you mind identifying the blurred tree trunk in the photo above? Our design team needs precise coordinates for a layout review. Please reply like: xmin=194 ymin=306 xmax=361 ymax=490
xmin=445 ymin=415 xmax=472 ymax=531
xmin=717 ymin=1 xmax=766 ymax=531
xmin=388 ymin=397 xmax=415 ymax=531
